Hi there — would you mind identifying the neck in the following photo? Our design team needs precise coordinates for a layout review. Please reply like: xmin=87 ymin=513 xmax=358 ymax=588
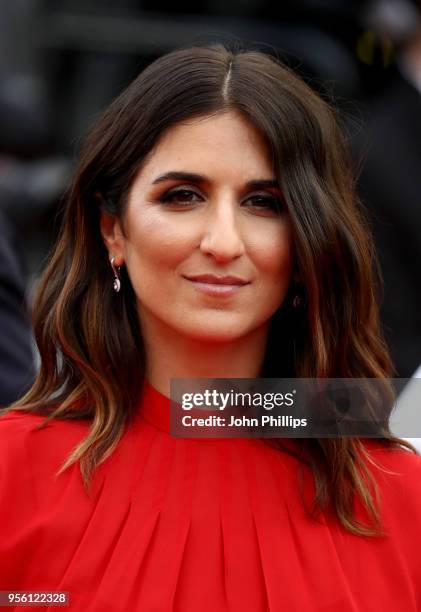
xmin=140 ymin=312 xmax=269 ymax=397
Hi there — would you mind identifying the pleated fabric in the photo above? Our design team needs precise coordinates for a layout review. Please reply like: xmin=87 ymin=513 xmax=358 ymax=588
xmin=1 ymin=380 xmax=421 ymax=611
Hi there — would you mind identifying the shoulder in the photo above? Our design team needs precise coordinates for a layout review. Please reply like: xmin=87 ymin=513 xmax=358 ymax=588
xmin=0 ymin=410 xmax=93 ymax=534
xmin=361 ymin=440 xmax=421 ymax=519
xmin=0 ymin=409 xmax=90 ymax=474
xmin=362 ymin=439 xmax=421 ymax=476
xmin=0 ymin=408 xmax=90 ymax=437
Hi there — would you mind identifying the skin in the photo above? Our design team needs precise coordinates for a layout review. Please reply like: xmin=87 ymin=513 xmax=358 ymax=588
xmin=101 ymin=110 xmax=293 ymax=396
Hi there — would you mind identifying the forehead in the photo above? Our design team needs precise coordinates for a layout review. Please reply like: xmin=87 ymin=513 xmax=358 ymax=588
xmin=134 ymin=110 xmax=275 ymax=185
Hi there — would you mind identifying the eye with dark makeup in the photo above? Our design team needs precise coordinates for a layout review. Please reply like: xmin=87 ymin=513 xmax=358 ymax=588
xmin=245 ymin=194 xmax=284 ymax=213
xmin=158 ymin=188 xmax=202 ymax=205
xmin=158 ymin=188 xmax=284 ymax=214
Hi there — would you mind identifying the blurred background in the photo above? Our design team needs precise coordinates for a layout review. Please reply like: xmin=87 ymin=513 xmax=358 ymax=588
xmin=0 ymin=0 xmax=420 ymax=406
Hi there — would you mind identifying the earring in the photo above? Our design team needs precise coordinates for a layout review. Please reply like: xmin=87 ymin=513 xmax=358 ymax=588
xmin=110 ymin=257 xmax=121 ymax=293
xmin=292 ymin=294 xmax=302 ymax=309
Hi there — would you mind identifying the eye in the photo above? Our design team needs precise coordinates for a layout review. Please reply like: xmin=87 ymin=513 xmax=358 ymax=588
xmin=243 ymin=194 xmax=284 ymax=214
xmin=159 ymin=188 xmax=203 ymax=206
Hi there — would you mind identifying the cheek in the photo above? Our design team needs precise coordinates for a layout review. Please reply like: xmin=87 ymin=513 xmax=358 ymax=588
xmin=124 ymin=212 xmax=193 ymax=277
xmin=254 ymin=224 xmax=293 ymax=282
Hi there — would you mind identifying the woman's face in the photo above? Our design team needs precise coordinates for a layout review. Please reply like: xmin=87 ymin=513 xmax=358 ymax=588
xmin=101 ymin=110 xmax=293 ymax=343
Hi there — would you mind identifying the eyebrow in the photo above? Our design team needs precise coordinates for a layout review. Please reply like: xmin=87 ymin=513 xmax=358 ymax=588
xmin=151 ymin=171 xmax=280 ymax=191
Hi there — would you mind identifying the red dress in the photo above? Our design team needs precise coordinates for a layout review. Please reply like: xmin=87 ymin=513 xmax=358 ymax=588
xmin=0 ymin=379 xmax=421 ymax=611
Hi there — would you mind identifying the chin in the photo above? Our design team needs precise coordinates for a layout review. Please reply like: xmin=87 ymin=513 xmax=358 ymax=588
xmin=179 ymin=321 xmax=256 ymax=343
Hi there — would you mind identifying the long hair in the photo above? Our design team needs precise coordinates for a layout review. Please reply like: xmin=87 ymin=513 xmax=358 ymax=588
xmin=5 ymin=43 xmax=416 ymax=536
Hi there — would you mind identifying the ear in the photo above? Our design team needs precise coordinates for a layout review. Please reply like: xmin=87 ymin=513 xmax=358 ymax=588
xmin=100 ymin=210 xmax=125 ymax=265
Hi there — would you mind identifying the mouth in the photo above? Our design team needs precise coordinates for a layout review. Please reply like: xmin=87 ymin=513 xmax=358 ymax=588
xmin=183 ymin=275 xmax=250 ymax=297
xmin=184 ymin=274 xmax=249 ymax=285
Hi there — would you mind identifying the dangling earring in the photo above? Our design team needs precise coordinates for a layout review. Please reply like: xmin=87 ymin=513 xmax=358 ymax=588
xmin=110 ymin=256 xmax=121 ymax=293
xmin=292 ymin=294 xmax=302 ymax=309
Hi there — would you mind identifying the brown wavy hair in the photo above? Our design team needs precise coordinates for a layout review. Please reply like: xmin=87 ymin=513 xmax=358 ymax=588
xmin=4 ymin=43 xmax=416 ymax=536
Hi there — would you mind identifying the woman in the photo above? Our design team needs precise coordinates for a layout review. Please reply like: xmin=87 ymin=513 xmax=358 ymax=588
xmin=0 ymin=44 xmax=420 ymax=611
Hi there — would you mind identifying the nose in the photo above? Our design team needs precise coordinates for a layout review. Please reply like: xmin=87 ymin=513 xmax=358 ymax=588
xmin=199 ymin=200 xmax=245 ymax=262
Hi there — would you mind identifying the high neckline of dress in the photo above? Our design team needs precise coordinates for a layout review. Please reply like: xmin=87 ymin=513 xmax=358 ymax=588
xmin=138 ymin=379 xmax=171 ymax=433
xmin=137 ymin=379 xmax=309 ymax=452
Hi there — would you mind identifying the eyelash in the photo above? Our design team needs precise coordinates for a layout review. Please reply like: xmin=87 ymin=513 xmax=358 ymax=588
xmin=158 ymin=188 xmax=283 ymax=213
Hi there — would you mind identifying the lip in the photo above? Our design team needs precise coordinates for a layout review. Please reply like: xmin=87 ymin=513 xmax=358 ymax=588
xmin=184 ymin=274 xmax=249 ymax=285
xmin=183 ymin=274 xmax=250 ymax=297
